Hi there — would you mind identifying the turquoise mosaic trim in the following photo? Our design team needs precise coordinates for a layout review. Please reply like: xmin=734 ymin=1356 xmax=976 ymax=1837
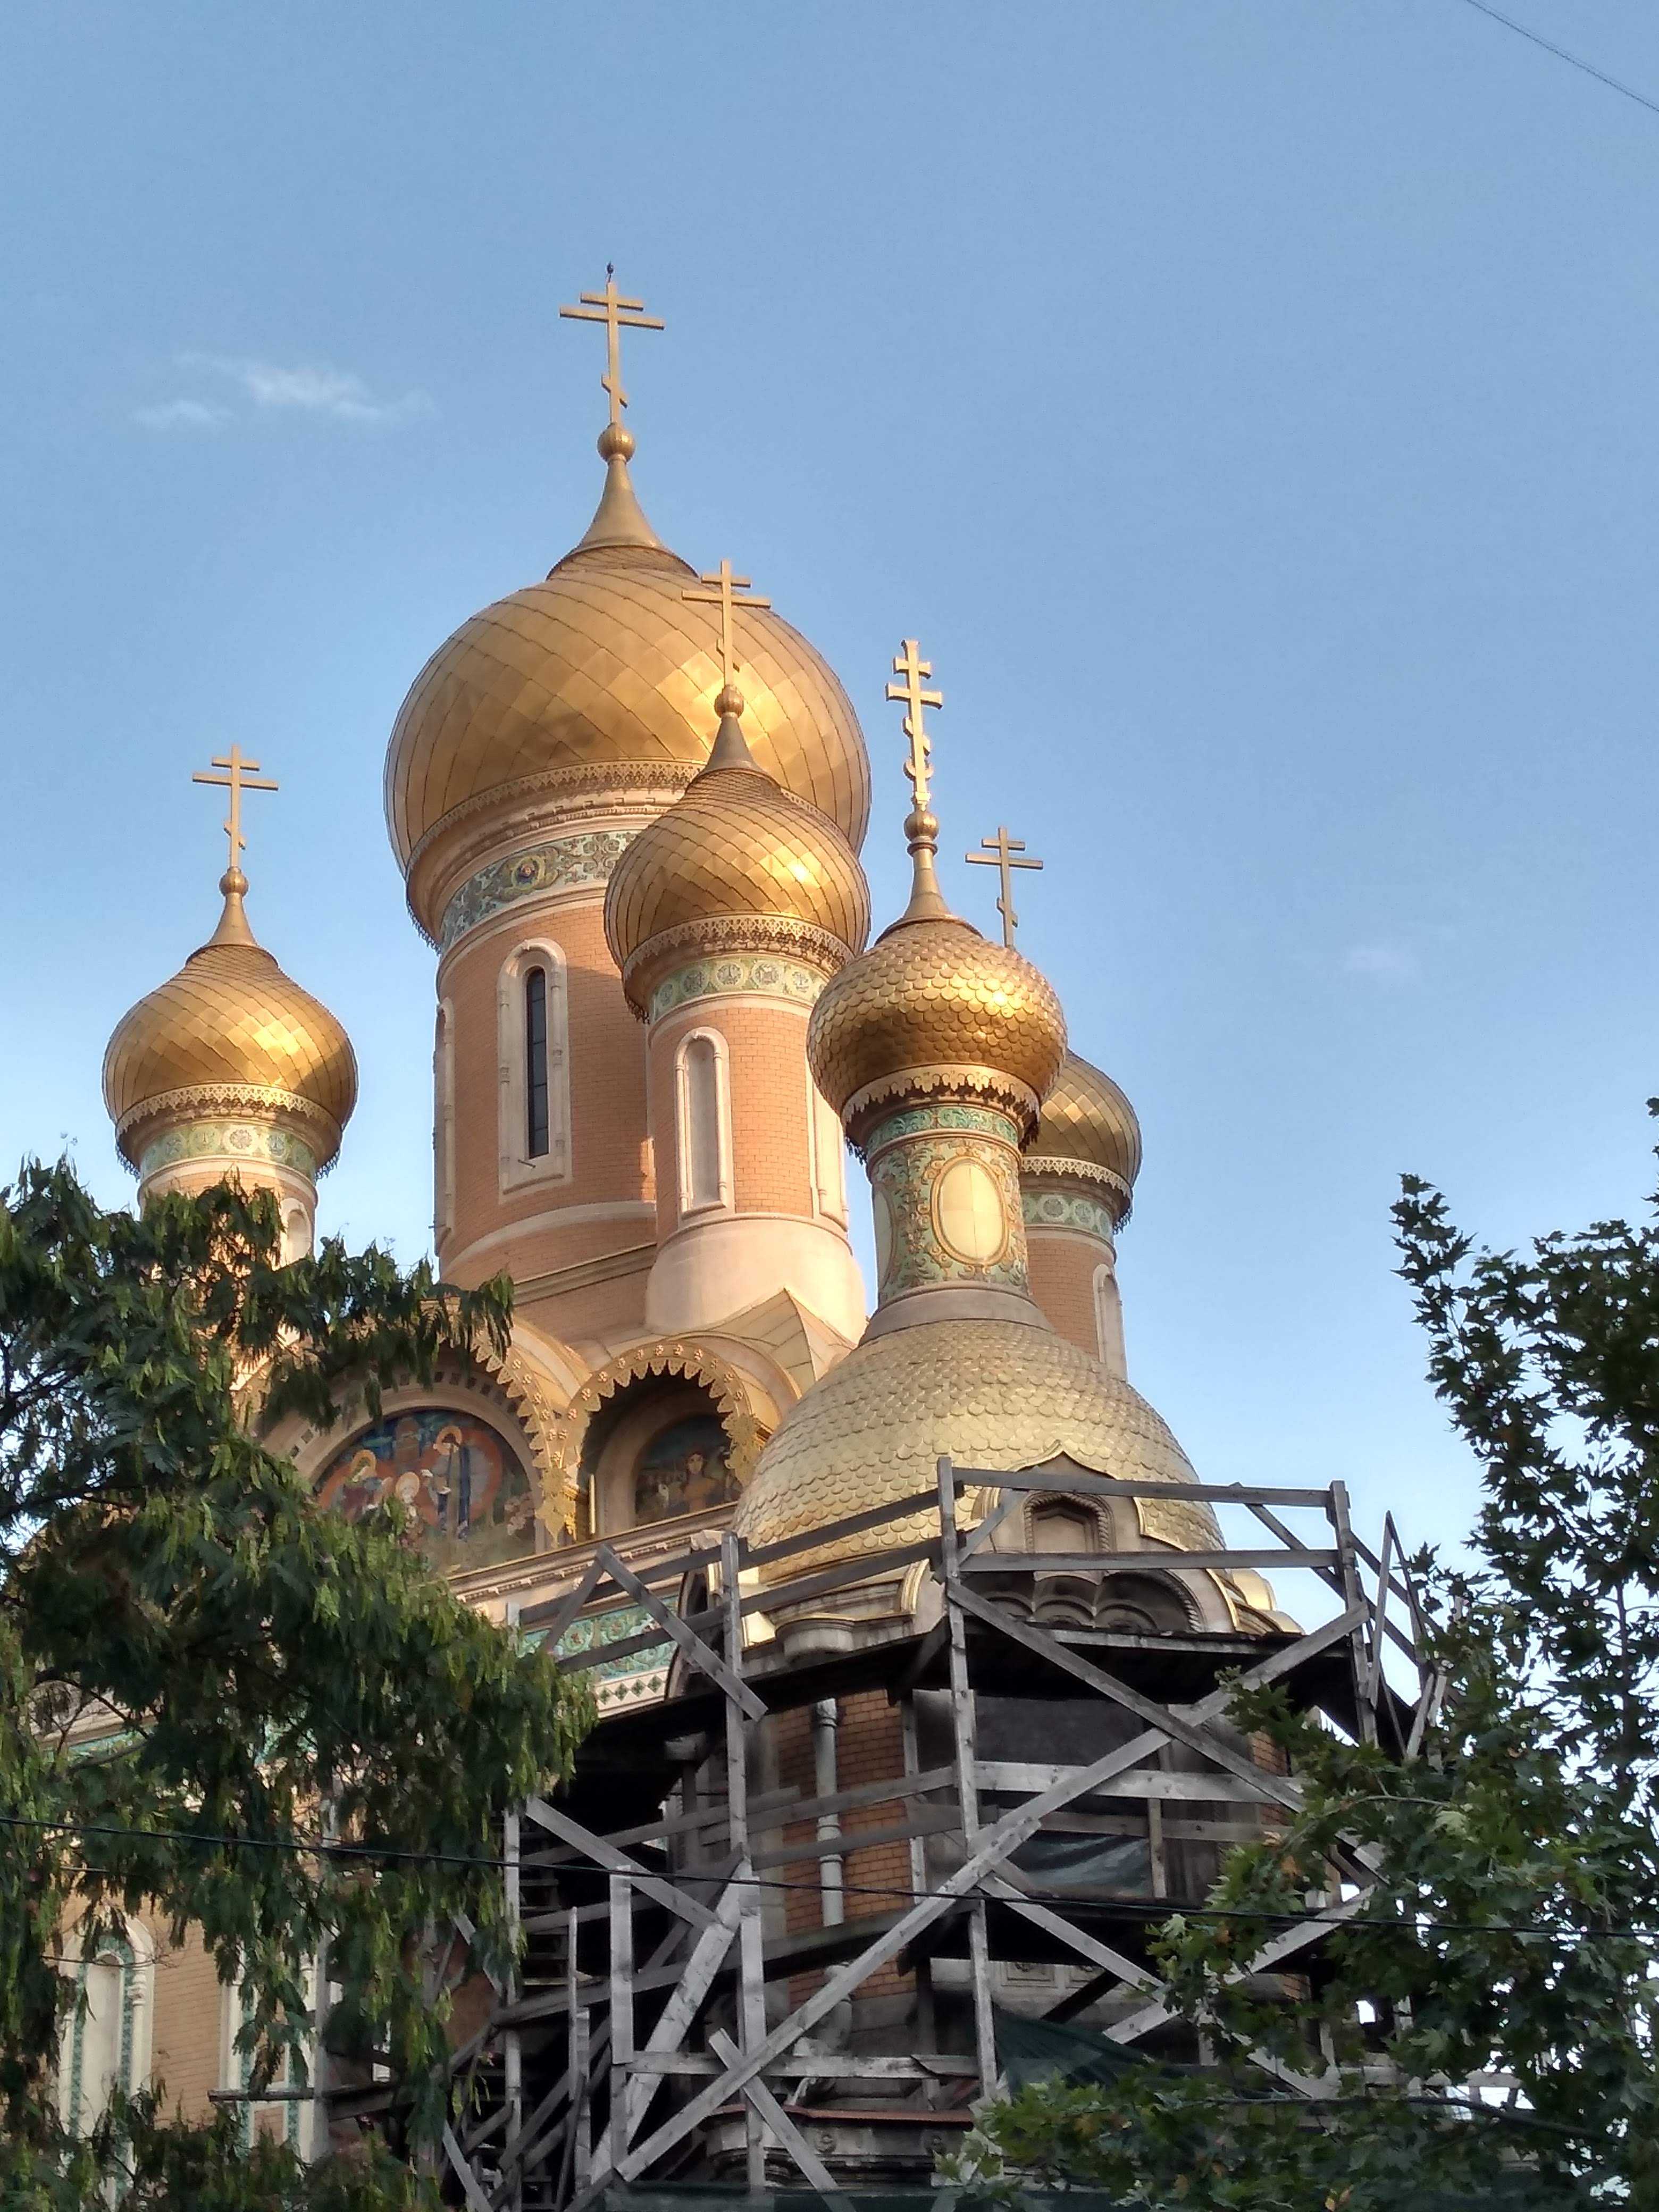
xmin=139 ymin=1122 xmax=316 ymax=1180
xmin=864 ymin=1100 xmax=1021 ymax=1153
xmin=868 ymin=1119 xmax=1029 ymax=1303
xmin=64 ymin=1931 xmax=137 ymax=2139
xmin=441 ymin=831 xmax=636 ymax=949
xmin=649 ymin=956 xmax=824 ymax=1023
xmin=1024 ymin=1188 xmax=1116 ymax=1241
xmin=532 ymin=1603 xmax=673 ymax=1707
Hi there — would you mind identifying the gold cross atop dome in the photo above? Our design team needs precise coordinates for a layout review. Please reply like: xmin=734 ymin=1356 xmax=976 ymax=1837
xmin=559 ymin=266 xmax=665 ymax=434
xmin=966 ymin=824 xmax=1044 ymax=947
xmin=886 ymin=638 xmax=942 ymax=818
xmin=193 ymin=745 xmax=278 ymax=883
xmin=683 ymin=559 xmax=772 ymax=708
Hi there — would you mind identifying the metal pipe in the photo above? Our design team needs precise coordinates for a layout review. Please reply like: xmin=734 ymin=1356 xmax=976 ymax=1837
xmin=810 ymin=1698 xmax=844 ymax=1926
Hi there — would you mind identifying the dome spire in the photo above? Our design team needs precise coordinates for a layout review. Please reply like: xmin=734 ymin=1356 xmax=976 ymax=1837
xmin=558 ymin=266 xmax=668 ymax=556
xmin=883 ymin=637 xmax=953 ymax=928
xmin=192 ymin=744 xmax=276 ymax=948
xmin=682 ymin=558 xmax=770 ymax=773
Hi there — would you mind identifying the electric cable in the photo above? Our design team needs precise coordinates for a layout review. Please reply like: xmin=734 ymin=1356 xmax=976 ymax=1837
xmin=1457 ymin=0 xmax=1659 ymax=121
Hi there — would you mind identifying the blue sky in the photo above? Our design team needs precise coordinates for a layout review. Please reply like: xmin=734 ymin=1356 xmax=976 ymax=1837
xmin=5 ymin=1 xmax=1659 ymax=1572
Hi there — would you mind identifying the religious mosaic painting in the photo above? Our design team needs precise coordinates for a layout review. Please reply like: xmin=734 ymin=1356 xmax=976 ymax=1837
xmin=631 ymin=1415 xmax=738 ymax=1527
xmin=313 ymin=1409 xmax=537 ymax=1572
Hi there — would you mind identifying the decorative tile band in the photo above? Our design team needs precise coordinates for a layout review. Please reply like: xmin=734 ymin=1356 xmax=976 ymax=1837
xmin=533 ymin=1602 xmax=674 ymax=1711
xmin=649 ymin=956 xmax=825 ymax=1023
xmin=139 ymin=1121 xmax=317 ymax=1182
xmin=1023 ymin=1188 xmax=1117 ymax=1242
xmin=864 ymin=1100 xmax=1029 ymax=1303
xmin=440 ymin=830 xmax=636 ymax=951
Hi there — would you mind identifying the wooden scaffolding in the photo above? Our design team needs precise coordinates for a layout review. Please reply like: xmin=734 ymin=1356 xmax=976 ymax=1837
xmin=431 ymin=1456 xmax=1434 ymax=2211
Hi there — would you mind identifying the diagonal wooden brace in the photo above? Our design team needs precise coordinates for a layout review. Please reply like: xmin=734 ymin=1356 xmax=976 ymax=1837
xmin=522 ymin=1796 xmax=719 ymax=1933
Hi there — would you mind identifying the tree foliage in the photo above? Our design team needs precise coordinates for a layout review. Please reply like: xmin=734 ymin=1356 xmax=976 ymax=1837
xmin=0 ymin=1162 xmax=591 ymax=2203
xmin=947 ymin=1125 xmax=1659 ymax=2208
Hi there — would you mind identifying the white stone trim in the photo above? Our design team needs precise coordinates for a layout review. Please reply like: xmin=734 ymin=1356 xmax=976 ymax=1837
xmin=497 ymin=937 xmax=572 ymax=1197
xmin=674 ymin=1026 xmax=733 ymax=1220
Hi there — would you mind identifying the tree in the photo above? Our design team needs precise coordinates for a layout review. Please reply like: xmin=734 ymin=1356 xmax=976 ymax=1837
xmin=0 ymin=1162 xmax=591 ymax=2205
xmin=946 ymin=1122 xmax=1659 ymax=2208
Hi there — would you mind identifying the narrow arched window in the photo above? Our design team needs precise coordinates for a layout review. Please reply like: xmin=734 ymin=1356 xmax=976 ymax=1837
xmin=525 ymin=968 xmax=549 ymax=1159
xmin=683 ymin=1034 xmax=723 ymax=1210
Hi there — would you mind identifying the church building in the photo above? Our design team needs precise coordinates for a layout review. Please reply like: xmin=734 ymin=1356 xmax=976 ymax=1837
xmin=82 ymin=277 xmax=1406 ymax=2200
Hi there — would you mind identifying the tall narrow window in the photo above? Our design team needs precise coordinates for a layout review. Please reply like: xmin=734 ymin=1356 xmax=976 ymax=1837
xmin=683 ymin=1034 xmax=723 ymax=1210
xmin=525 ymin=968 xmax=549 ymax=1159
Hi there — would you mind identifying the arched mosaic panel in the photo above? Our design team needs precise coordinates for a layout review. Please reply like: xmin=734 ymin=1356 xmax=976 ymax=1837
xmin=313 ymin=1407 xmax=536 ymax=1573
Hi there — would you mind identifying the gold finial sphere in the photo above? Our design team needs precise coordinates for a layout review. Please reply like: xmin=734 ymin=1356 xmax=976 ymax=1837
xmin=220 ymin=866 xmax=248 ymax=898
xmin=598 ymin=422 xmax=636 ymax=462
xmin=715 ymin=683 xmax=745 ymax=719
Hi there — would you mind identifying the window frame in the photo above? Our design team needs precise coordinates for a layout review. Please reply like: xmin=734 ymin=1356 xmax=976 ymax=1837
xmin=673 ymin=1025 xmax=733 ymax=1220
xmin=497 ymin=940 xmax=571 ymax=1196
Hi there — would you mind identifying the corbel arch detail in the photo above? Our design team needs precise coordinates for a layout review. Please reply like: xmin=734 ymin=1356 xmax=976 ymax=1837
xmin=548 ymin=1337 xmax=769 ymax=1535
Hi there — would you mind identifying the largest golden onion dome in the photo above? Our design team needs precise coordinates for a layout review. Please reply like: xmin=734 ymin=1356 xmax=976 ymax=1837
xmin=605 ymin=691 xmax=870 ymax=1014
xmin=1026 ymin=1050 xmax=1142 ymax=1226
xmin=103 ymin=873 xmax=358 ymax=1171
xmin=385 ymin=426 xmax=872 ymax=940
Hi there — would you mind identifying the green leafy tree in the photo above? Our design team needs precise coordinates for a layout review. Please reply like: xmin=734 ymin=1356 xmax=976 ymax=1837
xmin=0 ymin=1162 xmax=591 ymax=2206
xmin=946 ymin=1123 xmax=1659 ymax=2208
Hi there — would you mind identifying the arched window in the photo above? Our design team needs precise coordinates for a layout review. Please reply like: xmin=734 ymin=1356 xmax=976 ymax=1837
xmin=1093 ymin=1260 xmax=1126 ymax=1379
xmin=675 ymin=1029 xmax=731 ymax=1217
xmin=1029 ymin=1501 xmax=1099 ymax=1556
xmin=525 ymin=967 xmax=550 ymax=1158
xmin=497 ymin=942 xmax=570 ymax=1194
xmin=55 ymin=1919 xmax=153 ymax=2138
xmin=809 ymin=1075 xmax=848 ymax=1226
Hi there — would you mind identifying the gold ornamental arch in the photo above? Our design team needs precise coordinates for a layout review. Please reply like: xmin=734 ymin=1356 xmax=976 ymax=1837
xmin=549 ymin=1338 xmax=768 ymax=1539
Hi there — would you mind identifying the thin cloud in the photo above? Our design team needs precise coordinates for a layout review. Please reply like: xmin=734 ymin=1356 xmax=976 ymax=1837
xmin=180 ymin=353 xmax=430 ymax=425
xmin=132 ymin=397 xmax=230 ymax=432
xmin=1343 ymin=940 xmax=1418 ymax=984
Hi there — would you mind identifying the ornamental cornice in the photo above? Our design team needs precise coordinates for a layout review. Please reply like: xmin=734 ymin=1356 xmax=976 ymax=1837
xmin=1021 ymin=1186 xmax=1120 ymax=1244
xmin=439 ymin=828 xmax=641 ymax=951
xmin=1020 ymin=1152 xmax=1133 ymax=1220
xmin=406 ymin=763 xmax=698 ymax=944
xmin=843 ymin=1063 xmax=1041 ymax=1149
xmin=624 ymin=917 xmax=851 ymax=1019
xmin=646 ymin=952 xmax=828 ymax=1025
xmin=116 ymin=1085 xmax=342 ymax=1176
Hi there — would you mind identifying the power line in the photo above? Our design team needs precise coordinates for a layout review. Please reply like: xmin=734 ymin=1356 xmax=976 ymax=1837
xmin=13 ymin=1809 xmax=1659 ymax=1941
xmin=1457 ymin=0 xmax=1659 ymax=122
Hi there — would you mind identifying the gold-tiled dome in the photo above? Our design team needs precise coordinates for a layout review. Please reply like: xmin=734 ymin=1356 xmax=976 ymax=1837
xmin=1026 ymin=1051 xmax=1142 ymax=1224
xmin=103 ymin=890 xmax=357 ymax=1170
xmin=807 ymin=914 xmax=1066 ymax=1135
xmin=384 ymin=537 xmax=872 ymax=934
xmin=732 ymin=1314 xmax=1212 ymax=1575
xmin=605 ymin=730 xmax=870 ymax=1013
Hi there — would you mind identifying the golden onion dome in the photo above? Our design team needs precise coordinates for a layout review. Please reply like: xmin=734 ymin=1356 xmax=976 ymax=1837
xmin=808 ymin=912 xmax=1066 ymax=1138
xmin=384 ymin=448 xmax=871 ymax=938
xmin=732 ymin=1314 xmax=1214 ymax=1574
xmin=103 ymin=878 xmax=358 ymax=1171
xmin=604 ymin=699 xmax=870 ymax=1013
xmin=1025 ymin=1050 xmax=1142 ymax=1226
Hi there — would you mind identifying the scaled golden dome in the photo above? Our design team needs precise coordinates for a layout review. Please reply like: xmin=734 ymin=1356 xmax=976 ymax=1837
xmin=732 ymin=1315 xmax=1211 ymax=1573
xmin=605 ymin=740 xmax=871 ymax=1012
xmin=385 ymin=534 xmax=872 ymax=935
xmin=103 ymin=896 xmax=358 ymax=1170
xmin=807 ymin=915 xmax=1066 ymax=1134
xmin=1027 ymin=1050 xmax=1142 ymax=1224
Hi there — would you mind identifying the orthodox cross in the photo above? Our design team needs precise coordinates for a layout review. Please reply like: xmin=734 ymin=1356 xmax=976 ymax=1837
xmin=886 ymin=638 xmax=942 ymax=815
xmin=966 ymin=824 xmax=1044 ymax=947
xmin=682 ymin=559 xmax=771 ymax=696
xmin=192 ymin=745 xmax=278 ymax=877
xmin=559 ymin=266 xmax=665 ymax=430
